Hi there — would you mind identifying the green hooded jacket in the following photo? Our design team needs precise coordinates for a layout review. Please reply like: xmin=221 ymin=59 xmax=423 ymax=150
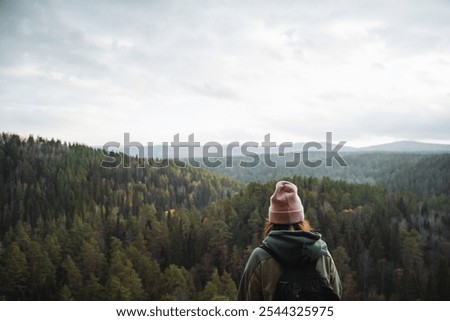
xmin=237 ymin=230 xmax=343 ymax=300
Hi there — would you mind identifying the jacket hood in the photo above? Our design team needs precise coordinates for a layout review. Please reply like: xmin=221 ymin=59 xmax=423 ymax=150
xmin=262 ymin=230 xmax=330 ymax=265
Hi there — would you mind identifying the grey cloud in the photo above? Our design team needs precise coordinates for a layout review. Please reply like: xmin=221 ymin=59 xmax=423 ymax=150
xmin=318 ymin=91 xmax=356 ymax=103
xmin=1 ymin=0 xmax=449 ymax=145
xmin=0 ymin=1 xmax=111 ymax=79
xmin=183 ymin=82 xmax=239 ymax=101
xmin=371 ymin=62 xmax=385 ymax=70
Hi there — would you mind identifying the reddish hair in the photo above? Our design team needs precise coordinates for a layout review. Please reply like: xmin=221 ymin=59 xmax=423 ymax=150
xmin=263 ymin=220 xmax=313 ymax=239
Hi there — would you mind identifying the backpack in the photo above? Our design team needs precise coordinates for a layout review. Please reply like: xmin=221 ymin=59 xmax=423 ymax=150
xmin=260 ymin=244 xmax=340 ymax=301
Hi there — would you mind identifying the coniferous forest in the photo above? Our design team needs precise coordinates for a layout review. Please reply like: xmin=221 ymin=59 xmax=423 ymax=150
xmin=0 ymin=133 xmax=449 ymax=300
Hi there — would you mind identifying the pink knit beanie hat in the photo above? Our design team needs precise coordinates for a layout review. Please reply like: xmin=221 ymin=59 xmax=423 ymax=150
xmin=268 ymin=181 xmax=304 ymax=224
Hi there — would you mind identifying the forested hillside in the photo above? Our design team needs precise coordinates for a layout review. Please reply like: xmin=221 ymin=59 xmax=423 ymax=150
xmin=206 ymin=152 xmax=450 ymax=198
xmin=0 ymin=133 xmax=449 ymax=300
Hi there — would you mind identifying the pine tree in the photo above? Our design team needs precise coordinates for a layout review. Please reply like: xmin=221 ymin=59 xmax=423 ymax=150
xmin=200 ymin=268 xmax=238 ymax=300
xmin=106 ymin=237 xmax=144 ymax=300
xmin=126 ymin=244 xmax=163 ymax=300
xmin=84 ymin=273 xmax=105 ymax=300
xmin=79 ymin=238 xmax=107 ymax=280
xmin=61 ymin=255 xmax=83 ymax=300
xmin=1 ymin=242 xmax=30 ymax=299
xmin=161 ymin=264 xmax=194 ymax=300
xmin=25 ymin=240 xmax=56 ymax=299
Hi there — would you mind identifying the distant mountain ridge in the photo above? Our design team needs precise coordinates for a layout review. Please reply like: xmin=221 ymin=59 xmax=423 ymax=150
xmin=355 ymin=140 xmax=450 ymax=152
xmin=98 ymin=140 xmax=450 ymax=158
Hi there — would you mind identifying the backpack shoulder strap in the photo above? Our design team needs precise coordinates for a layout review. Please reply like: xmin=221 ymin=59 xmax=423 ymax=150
xmin=259 ymin=243 xmax=291 ymax=267
xmin=259 ymin=243 xmax=278 ymax=260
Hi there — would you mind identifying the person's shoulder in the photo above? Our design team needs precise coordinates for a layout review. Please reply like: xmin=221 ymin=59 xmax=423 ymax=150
xmin=242 ymin=245 xmax=275 ymax=276
xmin=316 ymin=239 xmax=332 ymax=255
xmin=250 ymin=245 xmax=273 ymax=261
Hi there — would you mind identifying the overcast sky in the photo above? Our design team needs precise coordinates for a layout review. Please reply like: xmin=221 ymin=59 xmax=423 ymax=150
xmin=1 ymin=0 xmax=449 ymax=147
